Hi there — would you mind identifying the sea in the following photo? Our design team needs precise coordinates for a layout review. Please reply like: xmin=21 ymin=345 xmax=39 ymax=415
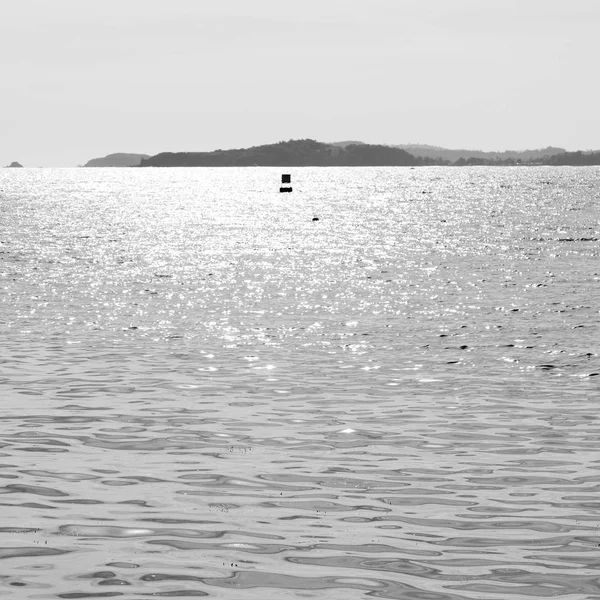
xmin=1 ymin=166 xmax=599 ymax=600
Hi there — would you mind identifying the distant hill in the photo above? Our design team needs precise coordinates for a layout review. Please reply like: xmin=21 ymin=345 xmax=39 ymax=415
xmin=330 ymin=142 xmax=569 ymax=164
xmin=140 ymin=139 xmax=418 ymax=167
xmin=83 ymin=153 xmax=150 ymax=167
xmin=134 ymin=140 xmax=600 ymax=168
xmin=393 ymin=145 xmax=566 ymax=163
xmin=5 ymin=161 xmax=23 ymax=168
xmin=329 ymin=141 xmax=365 ymax=148
xmin=546 ymin=150 xmax=600 ymax=165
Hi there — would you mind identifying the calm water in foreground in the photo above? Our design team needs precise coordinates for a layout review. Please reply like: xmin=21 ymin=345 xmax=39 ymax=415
xmin=1 ymin=166 xmax=600 ymax=600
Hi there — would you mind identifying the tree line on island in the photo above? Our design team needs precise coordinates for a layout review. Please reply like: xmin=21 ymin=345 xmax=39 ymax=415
xmin=81 ymin=140 xmax=600 ymax=168
xmin=140 ymin=140 xmax=419 ymax=167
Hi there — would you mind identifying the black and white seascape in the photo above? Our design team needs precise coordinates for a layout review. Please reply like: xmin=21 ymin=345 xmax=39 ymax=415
xmin=1 ymin=166 xmax=599 ymax=599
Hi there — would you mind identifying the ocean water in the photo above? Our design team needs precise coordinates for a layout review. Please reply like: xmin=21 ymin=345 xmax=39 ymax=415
xmin=1 ymin=166 xmax=599 ymax=600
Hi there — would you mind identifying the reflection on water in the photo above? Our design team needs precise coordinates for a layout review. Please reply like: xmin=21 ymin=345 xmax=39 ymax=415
xmin=1 ymin=166 xmax=599 ymax=599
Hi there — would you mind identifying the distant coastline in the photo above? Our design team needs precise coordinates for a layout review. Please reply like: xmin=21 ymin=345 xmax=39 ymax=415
xmin=83 ymin=153 xmax=149 ymax=167
xmin=138 ymin=140 xmax=600 ymax=168
xmin=82 ymin=140 xmax=600 ymax=168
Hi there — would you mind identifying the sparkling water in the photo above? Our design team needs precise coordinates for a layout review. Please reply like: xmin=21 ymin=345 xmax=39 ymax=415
xmin=1 ymin=166 xmax=599 ymax=599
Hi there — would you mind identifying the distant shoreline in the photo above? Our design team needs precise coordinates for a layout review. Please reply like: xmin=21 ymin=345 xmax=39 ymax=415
xmin=136 ymin=140 xmax=600 ymax=168
xmin=31 ymin=140 xmax=600 ymax=169
xmin=8 ymin=164 xmax=600 ymax=170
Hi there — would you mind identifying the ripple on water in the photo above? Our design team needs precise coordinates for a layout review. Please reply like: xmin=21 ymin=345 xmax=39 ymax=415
xmin=1 ymin=167 xmax=600 ymax=599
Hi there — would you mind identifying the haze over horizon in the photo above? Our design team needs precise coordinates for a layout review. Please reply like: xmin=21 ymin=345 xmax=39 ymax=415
xmin=1 ymin=0 xmax=599 ymax=167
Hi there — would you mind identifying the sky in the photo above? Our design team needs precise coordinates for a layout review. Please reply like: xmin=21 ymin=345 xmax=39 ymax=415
xmin=1 ymin=0 xmax=599 ymax=167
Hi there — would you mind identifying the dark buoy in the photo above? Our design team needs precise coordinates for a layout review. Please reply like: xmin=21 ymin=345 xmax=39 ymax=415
xmin=280 ymin=173 xmax=292 ymax=193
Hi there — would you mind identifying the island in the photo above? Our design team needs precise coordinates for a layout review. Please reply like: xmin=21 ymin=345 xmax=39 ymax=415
xmin=139 ymin=139 xmax=419 ymax=167
xmin=5 ymin=161 xmax=23 ymax=168
xmin=138 ymin=140 xmax=600 ymax=167
xmin=83 ymin=153 xmax=150 ymax=167
xmin=392 ymin=145 xmax=568 ymax=165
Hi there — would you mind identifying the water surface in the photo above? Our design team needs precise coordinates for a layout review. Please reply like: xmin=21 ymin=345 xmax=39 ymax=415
xmin=1 ymin=167 xmax=599 ymax=599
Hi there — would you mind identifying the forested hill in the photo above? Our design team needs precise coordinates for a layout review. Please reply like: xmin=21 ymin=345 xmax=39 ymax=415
xmin=138 ymin=140 xmax=600 ymax=167
xmin=546 ymin=151 xmax=600 ymax=165
xmin=139 ymin=139 xmax=418 ymax=167
xmin=84 ymin=153 xmax=149 ymax=167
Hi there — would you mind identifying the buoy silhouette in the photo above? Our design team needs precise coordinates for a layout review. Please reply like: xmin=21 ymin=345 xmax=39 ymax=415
xmin=280 ymin=174 xmax=292 ymax=193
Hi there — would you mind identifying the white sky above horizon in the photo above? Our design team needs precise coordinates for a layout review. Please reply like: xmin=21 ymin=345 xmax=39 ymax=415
xmin=1 ymin=0 xmax=599 ymax=167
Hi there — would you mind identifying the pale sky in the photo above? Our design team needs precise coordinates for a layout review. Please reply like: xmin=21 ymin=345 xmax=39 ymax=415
xmin=1 ymin=0 xmax=599 ymax=167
